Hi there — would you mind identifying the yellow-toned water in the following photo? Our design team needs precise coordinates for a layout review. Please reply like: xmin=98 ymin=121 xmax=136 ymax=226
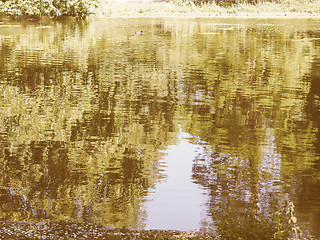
xmin=0 ymin=17 xmax=320 ymax=237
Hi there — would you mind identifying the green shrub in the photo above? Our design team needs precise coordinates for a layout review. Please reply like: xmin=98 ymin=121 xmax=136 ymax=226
xmin=0 ymin=0 xmax=99 ymax=18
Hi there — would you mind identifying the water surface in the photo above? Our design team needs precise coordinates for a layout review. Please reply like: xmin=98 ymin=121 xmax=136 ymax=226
xmin=1 ymin=17 xmax=320 ymax=237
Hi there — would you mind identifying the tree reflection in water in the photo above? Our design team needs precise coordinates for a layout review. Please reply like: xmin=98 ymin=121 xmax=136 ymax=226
xmin=0 ymin=17 xmax=320 ymax=237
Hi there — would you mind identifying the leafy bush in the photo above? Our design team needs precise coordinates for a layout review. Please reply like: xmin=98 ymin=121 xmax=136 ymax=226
xmin=0 ymin=0 xmax=99 ymax=18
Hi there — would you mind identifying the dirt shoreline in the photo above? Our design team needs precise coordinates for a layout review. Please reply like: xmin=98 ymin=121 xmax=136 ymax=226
xmin=0 ymin=220 xmax=212 ymax=240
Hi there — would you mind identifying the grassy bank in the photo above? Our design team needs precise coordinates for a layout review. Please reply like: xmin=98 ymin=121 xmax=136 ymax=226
xmin=96 ymin=0 xmax=320 ymax=17
xmin=1 ymin=0 xmax=320 ymax=19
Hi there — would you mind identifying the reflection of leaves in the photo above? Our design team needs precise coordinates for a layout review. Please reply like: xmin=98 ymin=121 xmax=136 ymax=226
xmin=1 ymin=18 xmax=320 ymax=232
xmin=0 ymin=20 xmax=180 ymax=228
xmin=178 ymin=19 xmax=320 ymax=237
xmin=213 ymin=201 xmax=292 ymax=240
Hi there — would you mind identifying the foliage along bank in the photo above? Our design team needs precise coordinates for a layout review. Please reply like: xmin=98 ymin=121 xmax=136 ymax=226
xmin=0 ymin=0 xmax=98 ymax=19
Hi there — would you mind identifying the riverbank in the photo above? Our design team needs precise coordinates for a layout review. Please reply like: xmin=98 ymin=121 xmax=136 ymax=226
xmin=0 ymin=220 xmax=213 ymax=240
xmin=96 ymin=0 xmax=320 ymax=18
xmin=1 ymin=0 xmax=320 ymax=19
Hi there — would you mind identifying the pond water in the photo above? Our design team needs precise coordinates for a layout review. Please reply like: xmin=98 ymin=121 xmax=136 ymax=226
xmin=1 ymin=16 xmax=320 ymax=237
